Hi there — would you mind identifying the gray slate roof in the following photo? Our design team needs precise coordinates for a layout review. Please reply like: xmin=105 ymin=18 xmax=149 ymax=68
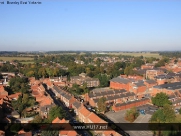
xmin=72 ymin=101 xmax=81 ymax=109
xmin=153 ymin=82 xmax=181 ymax=90
xmin=110 ymin=77 xmax=135 ymax=84
xmin=145 ymin=80 xmax=157 ymax=84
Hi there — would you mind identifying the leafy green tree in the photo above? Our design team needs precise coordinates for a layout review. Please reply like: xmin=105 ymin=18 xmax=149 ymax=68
xmin=31 ymin=115 xmax=43 ymax=123
xmin=97 ymin=97 xmax=107 ymax=113
xmin=125 ymin=107 xmax=139 ymax=122
xmin=124 ymin=66 xmax=134 ymax=76
xmin=48 ymin=106 xmax=66 ymax=122
xmin=150 ymin=104 xmax=175 ymax=123
xmin=95 ymin=74 xmax=110 ymax=87
xmin=150 ymin=104 xmax=176 ymax=136
xmin=41 ymin=130 xmax=59 ymax=136
xmin=163 ymin=104 xmax=176 ymax=123
xmin=151 ymin=92 xmax=171 ymax=107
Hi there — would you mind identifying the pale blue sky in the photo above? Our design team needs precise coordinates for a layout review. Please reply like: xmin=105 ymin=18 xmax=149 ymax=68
xmin=0 ymin=1 xmax=181 ymax=51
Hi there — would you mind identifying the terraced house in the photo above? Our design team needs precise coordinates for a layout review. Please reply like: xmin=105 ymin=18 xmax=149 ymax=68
xmin=70 ymin=73 xmax=100 ymax=87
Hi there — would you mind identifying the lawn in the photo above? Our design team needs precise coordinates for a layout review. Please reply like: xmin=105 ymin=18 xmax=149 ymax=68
xmin=107 ymin=52 xmax=161 ymax=58
xmin=0 ymin=57 xmax=34 ymax=61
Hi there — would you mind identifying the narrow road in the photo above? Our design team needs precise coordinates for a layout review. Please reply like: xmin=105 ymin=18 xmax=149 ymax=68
xmin=45 ymin=87 xmax=91 ymax=136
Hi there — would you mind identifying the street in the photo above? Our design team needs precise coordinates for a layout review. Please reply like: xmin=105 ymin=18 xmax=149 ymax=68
xmin=46 ymin=87 xmax=91 ymax=136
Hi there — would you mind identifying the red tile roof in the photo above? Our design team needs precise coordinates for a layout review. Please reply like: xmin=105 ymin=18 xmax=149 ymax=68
xmin=87 ymin=112 xmax=102 ymax=123
xmin=39 ymin=96 xmax=52 ymax=106
xmin=59 ymin=130 xmax=78 ymax=136
xmin=52 ymin=117 xmax=67 ymax=123
xmin=79 ymin=105 xmax=91 ymax=117
xmin=8 ymin=93 xmax=21 ymax=99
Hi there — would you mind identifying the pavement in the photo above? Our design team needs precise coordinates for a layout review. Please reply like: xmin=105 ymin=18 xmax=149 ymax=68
xmin=105 ymin=110 xmax=153 ymax=136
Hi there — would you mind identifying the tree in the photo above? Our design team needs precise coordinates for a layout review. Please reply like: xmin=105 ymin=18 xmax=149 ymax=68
xmin=162 ymin=104 xmax=176 ymax=123
xmin=41 ymin=130 xmax=59 ymax=136
xmin=97 ymin=97 xmax=107 ymax=113
xmin=125 ymin=107 xmax=139 ymax=122
xmin=48 ymin=106 xmax=66 ymax=122
xmin=151 ymin=92 xmax=171 ymax=107
xmin=150 ymin=104 xmax=176 ymax=136
xmin=124 ymin=66 xmax=134 ymax=76
xmin=31 ymin=115 xmax=43 ymax=123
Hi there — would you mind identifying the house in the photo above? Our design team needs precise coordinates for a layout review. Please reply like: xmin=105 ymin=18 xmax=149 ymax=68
xmin=141 ymin=64 xmax=154 ymax=69
xmin=146 ymin=68 xmax=166 ymax=80
xmin=43 ymin=78 xmax=53 ymax=89
xmin=39 ymin=104 xmax=55 ymax=118
xmin=112 ymin=98 xmax=150 ymax=112
xmin=0 ymin=85 xmax=8 ymax=96
xmin=52 ymin=117 xmax=80 ymax=136
xmin=76 ymin=105 xmax=122 ymax=136
xmin=51 ymin=86 xmax=64 ymax=97
xmin=129 ymin=81 xmax=147 ymax=98
xmin=151 ymin=82 xmax=181 ymax=96
xmin=70 ymin=73 xmax=100 ymax=87
xmin=8 ymin=93 xmax=21 ymax=100
xmin=61 ymin=93 xmax=75 ymax=108
xmin=85 ymin=87 xmax=137 ymax=107
xmin=39 ymin=96 xmax=53 ymax=107
xmin=144 ymin=80 xmax=157 ymax=88
xmin=72 ymin=101 xmax=81 ymax=115
xmin=110 ymin=76 xmax=135 ymax=90
xmin=78 ymin=105 xmax=91 ymax=123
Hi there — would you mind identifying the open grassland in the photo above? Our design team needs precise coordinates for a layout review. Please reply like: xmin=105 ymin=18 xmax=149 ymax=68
xmin=20 ymin=61 xmax=35 ymax=64
xmin=0 ymin=57 xmax=34 ymax=61
xmin=107 ymin=52 xmax=161 ymax=58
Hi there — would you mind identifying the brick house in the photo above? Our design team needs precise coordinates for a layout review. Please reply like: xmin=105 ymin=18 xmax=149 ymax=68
xmin=110 ymin=76 xmax=135 ymax=90
xmin=141 ymin=64 xmax=154 ymax=69
xmin=129 ymin=81 xmax=147 ymax=99
xmin=0 ymin=85 xmax=8 ymax=96
xmin=77 ymin=105 xmax=122 ymax=136
xmin=86 ymin=88 xmax=136 ymax=107
xmin=40 ymin=104 xmax=55 ymax=118
xmin=70 ymin=73 xmax=100 ymax=87
xmin=112 ymin=98 xmax=150 ymax=112
xmin=61 ymin=93 xmax=76 ymax=108
xmin=146 ymin=68 xmax=166 ymax=80
xmin=43 ymin=78 xmax=53 ymax=89
xmin=72 ymin=101 xmax=81 ymax=115
xmin=51 ymin=117 xmax=80 ymax=136
xmin=151 ymin=82 xmax=181 ymax=96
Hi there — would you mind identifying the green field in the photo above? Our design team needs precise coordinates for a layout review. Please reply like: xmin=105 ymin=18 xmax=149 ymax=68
xmin=107 ymin=52 xmax=161 ymax=58
xmin=0 ymin=57 xmax=34 ymax=61
xmin=20 ymin=61 xmax=35 ymax=64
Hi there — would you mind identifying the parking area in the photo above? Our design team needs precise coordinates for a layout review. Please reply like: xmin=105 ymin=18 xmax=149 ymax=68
xmin=136 ymin=104 xmax=158 ymax=115
xmin=105 ymin=105 xmax=155 ymax=136
xmin=105 ymin=109 xmax=128 ymax=123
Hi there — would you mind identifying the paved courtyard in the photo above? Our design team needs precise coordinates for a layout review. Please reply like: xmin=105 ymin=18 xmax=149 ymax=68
xmin=105 ymin=109 xmax=153 ymax=136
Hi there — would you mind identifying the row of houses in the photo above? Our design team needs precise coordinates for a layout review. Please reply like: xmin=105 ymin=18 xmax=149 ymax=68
xmin=72 ymin=103 xmax=122 ymax=136
xmin=29 ymin=78 xmax=55 ymax=118
xmin=42 ymin=72 xmax=100 ymax=88
xmin=50 ymin=85 xmax=122 ymax=136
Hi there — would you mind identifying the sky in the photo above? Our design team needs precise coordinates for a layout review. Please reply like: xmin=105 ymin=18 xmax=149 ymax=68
xmin=0 ymin=0 xmax=181 ymax=51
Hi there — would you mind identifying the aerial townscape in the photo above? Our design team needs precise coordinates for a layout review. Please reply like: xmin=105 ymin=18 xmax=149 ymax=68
xmin=0 ymin=0 xmax=181 ymax=136
xmin=0 ymin=51 xmax=181 ymax=136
